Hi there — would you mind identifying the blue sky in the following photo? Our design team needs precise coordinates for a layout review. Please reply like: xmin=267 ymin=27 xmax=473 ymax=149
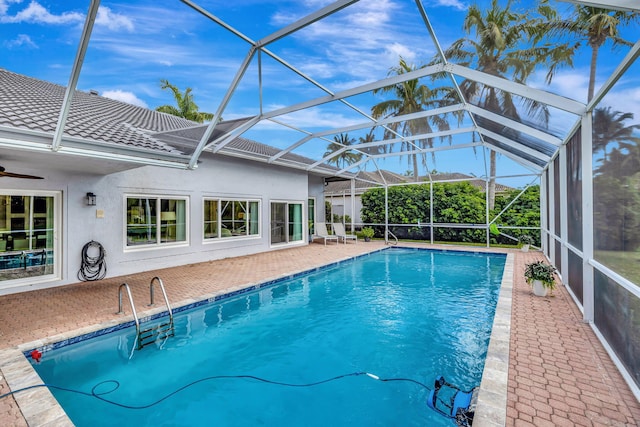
xmin=1 ymin=0 xmax=639 ymax=186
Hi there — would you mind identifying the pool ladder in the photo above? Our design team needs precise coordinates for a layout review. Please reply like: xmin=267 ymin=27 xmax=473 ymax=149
xmin=386 ymin=229 xmax=398 ymax=245
xmin=117 ymin=277 xmax=175 ymax=350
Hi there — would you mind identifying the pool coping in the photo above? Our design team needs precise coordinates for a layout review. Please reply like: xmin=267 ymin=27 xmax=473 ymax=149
xmin=0 ymin=246 xmax=512 ymax=426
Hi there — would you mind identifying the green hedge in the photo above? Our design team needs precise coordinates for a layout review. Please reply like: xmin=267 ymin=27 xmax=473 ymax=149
xmin=360 ymin=182 xmax=540 ymax=244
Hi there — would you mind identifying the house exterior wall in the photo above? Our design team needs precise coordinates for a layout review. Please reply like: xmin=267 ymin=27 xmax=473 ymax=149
xmin=0 ymin=153 xmax=320 ymax=295
xmin=308 ymin=175 xmax=326 ymax=225
xmin=326 ymin=193 xmax=364 ymax=226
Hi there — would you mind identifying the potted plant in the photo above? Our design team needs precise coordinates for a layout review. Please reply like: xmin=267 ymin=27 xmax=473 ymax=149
xmin=360 ymin=227 xmax=374 ymax=242
xmin=524 ymin=261 xmax=556 ymax=297
xmin=519 ymin=235 xmax=533 ymax=252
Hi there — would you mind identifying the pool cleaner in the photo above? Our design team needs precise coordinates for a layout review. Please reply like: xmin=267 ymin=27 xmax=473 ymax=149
xmin=2 ymin=369 xmax=481 ymax=425
xmin=426 ymin=375 xmax=478 ymax=427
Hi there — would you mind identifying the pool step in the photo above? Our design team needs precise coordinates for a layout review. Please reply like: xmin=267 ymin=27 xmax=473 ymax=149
xmin=138 ymin=322 xmax=175 ymax=349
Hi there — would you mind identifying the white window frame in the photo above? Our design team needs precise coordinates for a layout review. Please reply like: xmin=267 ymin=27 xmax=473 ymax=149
xmin=124 ymin=194 xmax=189 ymax=250
xmin=0 ymin=190 xmax=61 ymax=291
xmin=203 ymin=197 xmax=261 ymax=242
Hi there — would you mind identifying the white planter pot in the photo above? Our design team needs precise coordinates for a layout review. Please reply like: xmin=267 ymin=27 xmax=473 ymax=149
xmin=521 ymin=244 xmax=530 ymax=252
xmin=531 ymin=279 xmax=548 ymax=297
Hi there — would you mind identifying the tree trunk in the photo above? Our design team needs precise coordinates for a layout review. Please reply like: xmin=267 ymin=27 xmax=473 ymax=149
xmin=588 ymin=45 xmax=599 ymax=102
xmin=488 ymin=150 xmax=497 ymax=210
xmin=412 ymin=151 xmax=420 ymax=182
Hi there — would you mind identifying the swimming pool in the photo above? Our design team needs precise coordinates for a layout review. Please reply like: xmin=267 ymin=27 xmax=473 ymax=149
xmin=30 ymin=247 xmax=506 ymax=426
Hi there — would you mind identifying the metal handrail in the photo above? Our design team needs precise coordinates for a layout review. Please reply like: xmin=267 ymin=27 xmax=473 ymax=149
xmin=116 ymin=283 xmax=140 ymax=339
xmin=386 ymin=229 xmax=399 ymax=245
xmin=149 ymin=276 xmax=174 ymax=326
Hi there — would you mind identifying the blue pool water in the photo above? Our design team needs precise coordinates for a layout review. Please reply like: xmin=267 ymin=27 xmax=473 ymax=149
xmin=32 ymin=248 xmax=506 ymax=426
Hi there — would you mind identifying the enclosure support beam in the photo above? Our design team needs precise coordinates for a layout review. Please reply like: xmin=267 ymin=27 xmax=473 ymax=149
xmin=548 ymin=161 xmax=556 ymax=266
xmin=581 ymin=115 xmax=594 ymax=323
xmin=560 ymin=0 xmax=639 ymax=13
xmin=188 ymin=47 xmax=256 ymax=169
xmin=429 ymin=181 xmax=434 ymax=244
xmin=559 ymin=145 xmax=569 ymax=290
xmin=485 ymin=178 xmax=490 ymax=248
xmin=51 ymin=0 xmax=100 ymax=152
xmin=540 ymin=170 xmax=548 ymax=255
xmin=384 ymin=186 xmax=389 ymax=244
xmin=350 ymin=179 xmax=356 ymax=233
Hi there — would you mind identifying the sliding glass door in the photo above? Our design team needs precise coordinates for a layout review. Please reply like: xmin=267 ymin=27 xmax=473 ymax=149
xmin=0 ymin=191 xmax=60 ymax=288
xmin=271 ymin=201 xmax=304 ymax=245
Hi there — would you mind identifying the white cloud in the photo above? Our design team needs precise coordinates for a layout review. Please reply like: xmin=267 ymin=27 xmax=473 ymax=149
xmin=385 ymin=42 xmax=417 ymax=63
xmin=101 ymin=90 xmax=148 ymax=108
xmin=435 ymin=0 xmax=467 ymax=11
xmin=270 ymin=11 xmax=299 ymax=27
xmin=302 ymin=0 xmax=334 ymax=7
xmin=271 ymin=0 xmax=434 ymax=86
xmin=546 ymin=72 xmax=590 ymax=103
xmin=0 ymin=1 xmax=83 ymax=24
xmin=260 ymin=103 xmax=362 ymax=129
xmin=601 ymin=86 xmax=640 ymax=118
xmin=530 ymin=68 xmax=590 ymax=103
xmin=4 ymin=33 xmax=36 ymax=48
xmin=0 ymin=0 xmax=20 ymax=16
xmin=95 ymin=6 xmax=134 ymax=32
xmin=0 ymin=2 xmax=133 ymax=32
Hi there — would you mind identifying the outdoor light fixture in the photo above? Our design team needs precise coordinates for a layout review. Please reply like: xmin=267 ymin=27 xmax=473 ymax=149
xmin=86 ymin=192 xmax=97 ymax=206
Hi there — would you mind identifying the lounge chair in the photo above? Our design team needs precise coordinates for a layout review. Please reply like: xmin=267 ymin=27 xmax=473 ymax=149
xmin=332 ymin=222 xmax=357 ymax=244
xmin=313 ymin=222 xmax=339 ymax=245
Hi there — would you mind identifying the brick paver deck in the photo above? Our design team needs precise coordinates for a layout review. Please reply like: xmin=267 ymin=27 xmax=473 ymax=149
xmin=1 ymin=243 xmax=638 ymax=426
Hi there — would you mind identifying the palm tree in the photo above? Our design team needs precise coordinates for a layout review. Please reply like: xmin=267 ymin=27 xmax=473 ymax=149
xmin=358 ymin=128 xmax=386 ymax=155
xmin=593 ymin=107 xmax=640 ymax=166
xmin=443 ymin=0 xmax=575 ymax=208
xmin=155 ymin=79 xmax=215 ymax=123
xmin=371 ymin=58 xmax=458 ymax=181
xmin=545 ymin=4 xmax=639 ymax=101
xmin=355 ymin=129 xmax=385 ymax=171
xmin=323 ymin=133 xmax=363 ymax=169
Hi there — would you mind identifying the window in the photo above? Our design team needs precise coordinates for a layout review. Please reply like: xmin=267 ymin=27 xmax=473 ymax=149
xmin=126 ymin=196 xmax=187 ymax=247
xmin=271 ymin=201 xmax=304 ymax=245
xmin=0 ymin=191 xmax=60 ymax=287
xmin=204 ymin=199 xmax=259 ymax=239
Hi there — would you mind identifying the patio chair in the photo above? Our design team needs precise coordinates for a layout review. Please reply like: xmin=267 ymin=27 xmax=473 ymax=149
xmin=313 ymin=222 xmax=339 ymax=245
xmin=332 ymin=222 xmax=357 ymax=244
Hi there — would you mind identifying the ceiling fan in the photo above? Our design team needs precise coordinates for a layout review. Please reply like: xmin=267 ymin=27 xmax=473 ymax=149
xmin=0 ymin=166 xmax=44 ymax=179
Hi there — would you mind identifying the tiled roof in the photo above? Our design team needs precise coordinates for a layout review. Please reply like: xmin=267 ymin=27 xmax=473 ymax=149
xmin=151 ymin=119 xmax=340 ymax=173
xmin=150 ymin=118 xmax=251 ymax=148
xmin=0 ymin=68 xmax=341 ymax=174
xmin=0 ymin=68 xmax=193 ymax=154
xmin=325 ymin=170 xmax=408 ymax=193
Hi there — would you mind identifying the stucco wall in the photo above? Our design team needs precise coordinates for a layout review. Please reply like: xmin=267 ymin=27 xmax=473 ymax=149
xmin=1 ymin=154 xmax=324 ymax=295
xmin=326 ymin=193 xmax=363 ymax=225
